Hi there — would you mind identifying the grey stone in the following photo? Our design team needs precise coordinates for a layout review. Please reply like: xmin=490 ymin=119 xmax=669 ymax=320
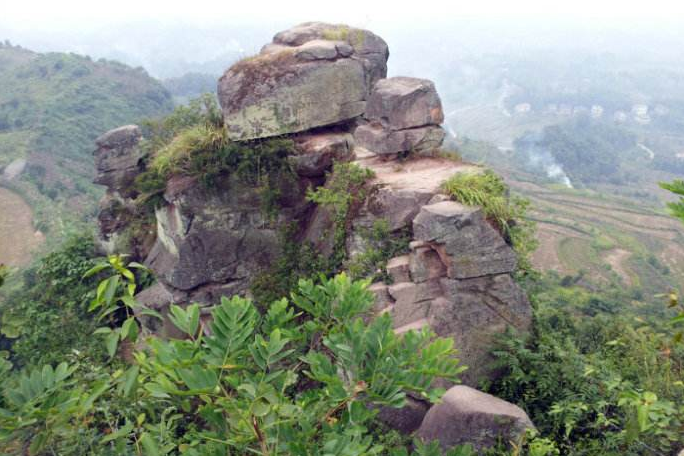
xmin=413 ymin=201 xmax=517 ymax=278
xmin=368 ymin=282 xmax=392 ymax=313
xmin=294 ymin=39 xmax=353 ymax=61
xmin=353 ymin=123 xmax=445 ymax=155
xmin=146 ymin=173 xmax=310 ymax=295
xmin=93 ymin=125 xmax=143 ymax=197
xmin=388 ymin=280 xmax=441 ymax=327
xmin=430 ymin=275 xmax=531 ymax=386
xmin=218 ymin=22 xmax=389 ymax=141
xmin=417 ymin=385 xmax=534 ymax=452
xmin=360 ymin=187 xmax=434 ymax=231
xmin=291 ymin=132 xmax=353 ymax=177
xmin=219 ymin=55 xmax=367 ymax=141
xmin=409 ymin=247 xmax=446 ymax=283
xmin=366 ymin=77 xmax=444 ymax=130
xmin=377 ymin=396 xmax=430 ymax=434
xmin=386 ymin=255 xmax=411 ymax=283
xmin=272 ymin=22 xmax=389 ymax=86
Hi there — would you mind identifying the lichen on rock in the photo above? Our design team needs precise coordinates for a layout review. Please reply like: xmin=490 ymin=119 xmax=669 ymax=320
xmin=93 ymin=21 xmax=535 ymax=453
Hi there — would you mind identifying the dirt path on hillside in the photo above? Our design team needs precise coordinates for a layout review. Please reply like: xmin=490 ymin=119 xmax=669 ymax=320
xmin=603 ymin=248 xmax=633 ymax=285
xmin=0 ymin=187 xmax=44 ymax=267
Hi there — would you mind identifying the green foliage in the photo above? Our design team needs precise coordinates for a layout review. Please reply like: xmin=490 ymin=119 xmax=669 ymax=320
xmin=514 ymin=117 xmax=636 ymax=185
xmin=250 ymin=223 xmax=328 ymax=307
xmin=0 ymin=361 xmax=111 ymax=455
xmin=0 ymin=45 xmax=173 ymax=242
xmin=84 ymin=254 xmax=162 ymax=359
xmin=488 ymin=273 xmax=684 ymax=455
xmin=346 ymin=219 xmax=412 ymax=282
xmin=0 ymin=273 xmax=465 ymax=455
xmin=659 ymin=179 xmax=684 ymax=225
xmin=442 ymin=169 xmax=538 ymax=276
xmin=0 ymin=233 xmax=105 ymax=367
xmin=133 ymin=95 xmax=297 ymax=219
xmin=0 ymin=264 xmax=7 ymax=288
xmin=307 ymin=162 xmax=375 ymax=269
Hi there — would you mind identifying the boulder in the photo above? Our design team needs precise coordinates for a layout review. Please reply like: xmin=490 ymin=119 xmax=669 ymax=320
xmin=291 ymin=132 xmax=353 ymax=177
xmin=430 ymin=275 xmax=531 ymax=386
xmin=377 ymin=396 xmax=431 ymax=434
xmin=354 ymin=123 xmax=445 ymax=156
xmin=218 ymin=22 xmax=388 ymax=141
xmin=93 ymin=125 xmax=143 ymax=197
xmin=417 ymin=386 xmax=534 ymax=452
xmin=409 ymin=246 xmax=446 ymax=283
xmin=366 ymin=77 xmax=444 ymax=130
xmin=413 ymin=201 xmax=517 ymax=278
xmin=272 ymin=22 xmax=389 ymax=85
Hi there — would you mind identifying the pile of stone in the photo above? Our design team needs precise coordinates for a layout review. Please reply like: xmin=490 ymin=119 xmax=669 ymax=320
xmin=93 ymin=22 xmax=534 ymax=453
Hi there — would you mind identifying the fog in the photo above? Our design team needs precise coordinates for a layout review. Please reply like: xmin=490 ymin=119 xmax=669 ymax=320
xmin=2 ymin=2 xmax=684 ymax=79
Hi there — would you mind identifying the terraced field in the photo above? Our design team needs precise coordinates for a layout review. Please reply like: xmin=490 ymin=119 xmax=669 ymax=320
xmin=510 ymin=178 xmax=684 ymax=294
xmin=0 ymin=187 xmax=44 ymax=267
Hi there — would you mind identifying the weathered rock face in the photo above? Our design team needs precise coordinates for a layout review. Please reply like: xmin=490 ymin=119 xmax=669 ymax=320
xmin=218 ymin=22 xmax=388 ymax=141
xmin=146 ymin=172 xmax=311 ymax=301
xmin=93 ymin=125 xmax=143 ymax=197
xmin=290 ymin=132 xmax=354 ymax=177
xmin=354 ymin=77 xmax=446 ymax=156
xmin=93 ymin=125 xmax=146 ymax=255
xmin=366 ymin=77 xmax=444 ymax=130
xmin=417 ymin=386 xmax=534 ymax=452
xmin=95 ymin=22 xmax=534 ymax=451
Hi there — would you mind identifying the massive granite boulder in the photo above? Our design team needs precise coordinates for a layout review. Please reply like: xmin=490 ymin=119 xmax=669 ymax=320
xmin=218 ymin=22 xmax=388 ymax=141
xmin=417 ymin=386 xmax=534 ymax=452
xmin=354 ymin=77 xmax=446 ymax=156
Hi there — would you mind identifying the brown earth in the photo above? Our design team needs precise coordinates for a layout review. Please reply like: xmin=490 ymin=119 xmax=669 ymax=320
xmin=0 ymin=187 xmax=44 ymax=267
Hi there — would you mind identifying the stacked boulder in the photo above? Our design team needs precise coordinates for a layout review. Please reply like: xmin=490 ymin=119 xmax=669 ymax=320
xmin=354 ymin=77 xmax=446 ymax=157
xmin=93 ymin=125 xmax=151 ymax=257
xmin=93 ymin=22 xmax=534 ymax=451
xmin=218 ymin=22 xmax=388 ymax=141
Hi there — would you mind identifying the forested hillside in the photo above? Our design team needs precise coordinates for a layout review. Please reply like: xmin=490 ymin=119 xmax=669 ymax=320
xmin=0 ymin=42 xmax=173 ymax=256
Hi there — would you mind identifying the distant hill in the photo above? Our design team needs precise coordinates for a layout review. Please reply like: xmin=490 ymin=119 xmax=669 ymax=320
xmin=0 ymin=42 xmax=173 ymax=254
xmin=162 ymin=72 xmax=218 ymax=105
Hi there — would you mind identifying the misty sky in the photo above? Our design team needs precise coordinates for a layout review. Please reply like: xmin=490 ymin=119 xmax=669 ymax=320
xmin=2 ymin=0 xmax=684 ymax=79
xmin=4 ymin=0 xmax=684 ymax=29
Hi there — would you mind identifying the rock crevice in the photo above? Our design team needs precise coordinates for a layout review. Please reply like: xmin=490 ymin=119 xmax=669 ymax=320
xmin=94 ymin=22 xmax=534 ymax=452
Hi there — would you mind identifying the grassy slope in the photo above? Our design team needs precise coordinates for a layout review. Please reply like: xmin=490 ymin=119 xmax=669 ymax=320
xmin=457 ymin=139 xmax=684 ymax=311
xmin=0 ymin=44 xmax=174 ymax=253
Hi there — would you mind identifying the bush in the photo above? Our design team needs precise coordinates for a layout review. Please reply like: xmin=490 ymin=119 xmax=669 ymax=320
xmin=0 ymin=273 xmax=466 ymax=455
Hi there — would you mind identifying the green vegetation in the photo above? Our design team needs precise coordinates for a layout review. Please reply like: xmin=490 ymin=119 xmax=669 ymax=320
xmin=0 ymin=268 xmax=467 ymax=455
xmin=514 ymin=117 xmax=637 ymax=185
xmin=307 ymin=161 xmax=375 ymax=269
xmin=133 ymin=95 xmax=297 ymax=219
xmin=346 ymin=219 xmax=412 ymax=283
xmin=0 ymin=234 xmax=104 ymax=367
xmin=442 ymin=169 xmax=538 ymax=276
xmin=0 ymin=43 xmax=172 ymax=252
xmin=488 ymin=272 xmax=684 ymax=455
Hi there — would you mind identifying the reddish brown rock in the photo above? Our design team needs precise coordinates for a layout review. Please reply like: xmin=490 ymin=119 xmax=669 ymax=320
xmin=417 ymin=386 xmax=534 ymax=452
xmin=366 ymin=77 xmax=444 ymax=130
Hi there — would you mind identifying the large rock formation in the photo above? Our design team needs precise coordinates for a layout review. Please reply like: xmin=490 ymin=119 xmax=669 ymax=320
xmin=218 ymin=22 xmax=388 ymax=141
xmin=94 ymin=22 xmax=533 ymax=452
